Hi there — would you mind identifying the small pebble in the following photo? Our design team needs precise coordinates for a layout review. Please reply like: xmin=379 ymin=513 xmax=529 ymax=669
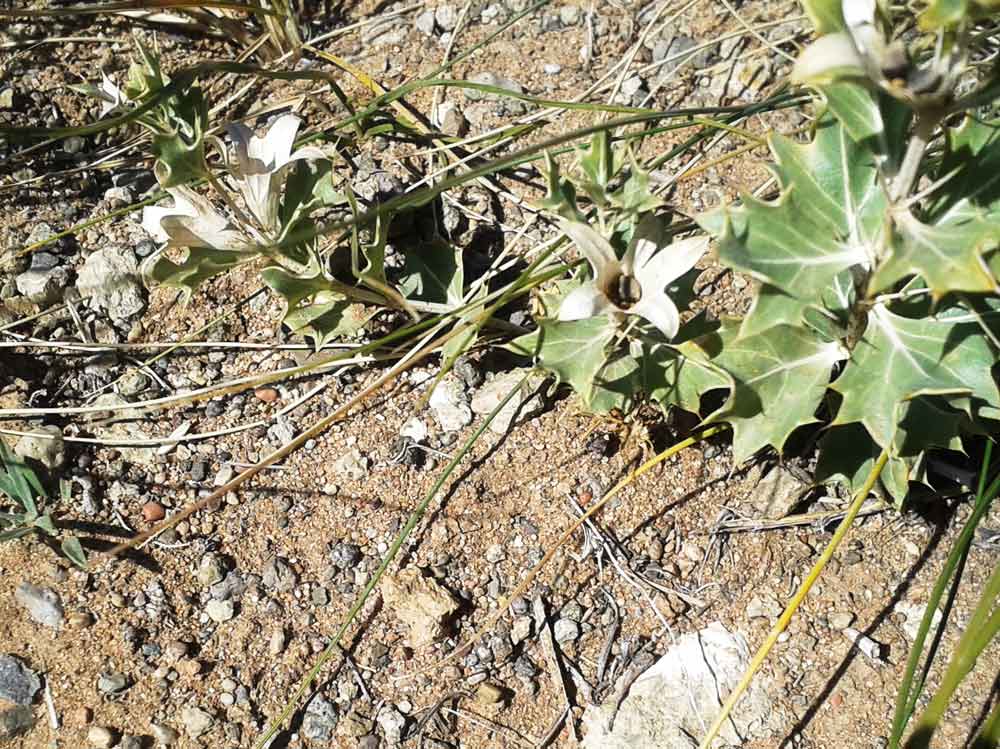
xmin=141 ymin=501 xmax=166 ymax=522
xmin=87 ymin=726 xmax=115 ymax=749
xmin=255 ymin=387 xmax=279 ymax=403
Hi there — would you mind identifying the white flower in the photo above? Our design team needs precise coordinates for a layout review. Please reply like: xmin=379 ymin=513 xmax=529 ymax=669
xmin=225 ymin=113 xmax=325 ymax=236
xmin=792 ymin=0 xmax=957 ymax=105
xmin=141 ymin=185 xmax=251 ymax=251
xmin=557 ymin=216 xmax=708 ymax=340
xmin=98 ymin=72 xmax=126 ymax=118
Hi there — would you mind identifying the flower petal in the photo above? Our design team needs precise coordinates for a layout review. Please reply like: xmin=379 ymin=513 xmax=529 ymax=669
xmin=147 ymin=186 xmax=250 ymax=252
xmin=625 ymin=213 xmax=668 ymax=273
xmin=629 ymin=290 xmax=681 ymax=339
xmin=255 ymin=113 xmax=301 ymax=170
xmin=557 ymin=217 xmax=618 ymax=277
xmin=558 ymin=283 xmax=612 ymax=322
xmin=637 ymin=235 xmax=709 ymax=290
xmin=791 ymin=32 xmax=865 ymax=84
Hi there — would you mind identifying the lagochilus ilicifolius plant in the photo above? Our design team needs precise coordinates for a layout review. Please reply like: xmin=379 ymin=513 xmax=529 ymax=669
xmin=510 ymin=132 xmax=727 ymax=416
xmin=526 ymin=0 xmax=1000 ymax=507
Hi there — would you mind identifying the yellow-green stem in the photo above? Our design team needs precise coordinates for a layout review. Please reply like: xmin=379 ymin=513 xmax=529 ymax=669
xmin=697 ymin=448 xmax=890 ymax=749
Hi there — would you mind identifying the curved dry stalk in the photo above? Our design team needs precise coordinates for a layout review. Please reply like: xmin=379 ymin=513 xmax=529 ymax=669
xmin=696 ymin=449 xmax=890 ymax=749
xmin=397 ymin=424 xmax=729 ymax=682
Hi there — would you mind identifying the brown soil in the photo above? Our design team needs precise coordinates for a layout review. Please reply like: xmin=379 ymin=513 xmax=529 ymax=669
xmin=1 ymin=3 xmax=999 ymax=749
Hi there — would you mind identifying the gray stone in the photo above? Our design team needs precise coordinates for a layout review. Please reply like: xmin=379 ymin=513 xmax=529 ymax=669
xmin=415 ymin=9 xmax=436 ymax=34
xmin=63 ymin=136 xmax=85 ymax=154
xmin=302 ymin=694 xmax=339 ymax=742
xmin=15 ymin=264 xmax=70 ymax=305
xmin=558 ymin=4 xmax=580 ymax=24
xmin=0 ymin=704 xmax=34 ymax=740
xmin=88 ymin=725 xmax=116 ymax=748
xmin=76 ymin=246 xmax=146 ymax=321
xmin=582 ymin=623 xmax=779 ymax=748
xmin=829 ymin=612 xmax=855 ymax=630
xmin=435 ymin=4 xmax=457 ymax=30
xmin=180 ymin=705 xmax=214 ymax=739
xmin=97 ymin=672 xmax=128 ymax=695
xmin=433 ymin=101 xmax=466 ymax=137
xmin=14 ymin=582 xmax=64 ymax=628
xmin=262 ymin=557 xmax=298 ymax=593
xmin=14 ymin=426 xmax=64 ymax=471
xmin=118 ymin=735 xmax=142 ymax=749
xmin=0 ymin=655 xmax=40 ymax=705
xmin=330 ymin=542 xmax=362 ymax=569
xmin=333 ymin=448 xmax=369 ymax=480
xmin=151 ymin=721 xmax=180 ymax=745
xmin=896 ymin=601 xmax=943 ymax=641
xmin=381 ymin=568 xmax=459 ymax=648
xmin=205 ymin=599 xmax=235 ymax=623
xmin=429 ymin=374 xmax=472 ymax=432
xmin=553 ymin=618 xmax=579 ymax=643
xmin=746 ymin=595 xmax=781 ymax=620
xmin=377 ymin=705 xmax=406 ymax=746
xmin=196 ymin=553 xmax=226 ymax=587
xmin=543 ymin=63 xmax=562 ymax=75
xmin=754 ymin=466 xmax=807 ymax=519
xmin=470 ymin=369 xmax=545 ymax=434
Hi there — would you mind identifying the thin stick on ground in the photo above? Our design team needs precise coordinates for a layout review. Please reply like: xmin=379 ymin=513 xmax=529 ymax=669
xmin=696 ymin=448 xmax=890 ymax=749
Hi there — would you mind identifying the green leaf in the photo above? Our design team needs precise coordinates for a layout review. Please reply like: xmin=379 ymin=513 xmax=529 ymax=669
xmin=580 ymin=130 xmax=615 ymax=190
xmin=927 ymin=118 xmax=1000 ymax=221
xmin=868 ymin=210 xmax=999 ymax=298
xmin=814 ymin=423 xmax=918 ymax=505
xmin=894 ymin=396 xmax=969 ymax=456
xmin=508 ymin=317 xmax=616 ymax=406
xmin=151 ymin=85 xmax=208 ymax=188
xmin=280 ymin=160 xmax=342 ymax=236
xmin=699 ymin=117 xmax=885 ymax=330
xmin=538 ymin=153 xmax=583 ymax=221
xmin=819 ymin=82 xmax=883 ymax=143
xmin=0 ymin=527 xmax=34 ymax=543
xmin=60 ymin=537 xmax=88 ymax=570
xmin=697 ymin=321 xmax=847 ymax=463
xmin=32 ymin=513 xmax=56 ymax=535
xmin=148 ymin=247 xmax=251 ymax=298
xmin=800 ymin=0 xmax=845 ymax=33
xmin=262 ymin=266 xmax=370 ymax=349
xmin=397 ymin=237 xmax=464 ymax=306
xmin=831 ymin=303 xmax=1000 ymax=449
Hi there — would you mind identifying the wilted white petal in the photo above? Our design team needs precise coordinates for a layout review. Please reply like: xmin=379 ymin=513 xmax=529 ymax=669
xmin=638 ymin=235 xmax=709 ymax=291
xmin=629 ymin=290 xmax=681 ymax=340
xmin=253 ymin=113 xmax=301 ymax=169
xmin=142 ymin=186 xmax=249 ymax=251
xmin=625 ymin=214 xmax=669 ymax=274
xmin=557 ymin=217 xmax=619 ymax=280
xmin=98 ymin=73 xmax=125 ymax=118
xmin=791 ymin=32 xmax=865 ymax=84
xmin=842 ymin=0 xmax=877 ymax=33
xmin=558 ymin=283 xmax=612 ymax=322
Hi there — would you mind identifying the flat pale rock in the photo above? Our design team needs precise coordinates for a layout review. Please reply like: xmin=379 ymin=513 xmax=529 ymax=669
xmin=381 ymin=568 xmax=458 ymax=648
xmin=582 ymin=622 xmax=779 ymax=748
xmin=470 ymin=369 xmax=546 ymax=434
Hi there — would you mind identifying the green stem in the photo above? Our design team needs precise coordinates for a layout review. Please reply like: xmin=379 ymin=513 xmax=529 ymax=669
xmin=890 ymin=441 xmax=1000 ymax=747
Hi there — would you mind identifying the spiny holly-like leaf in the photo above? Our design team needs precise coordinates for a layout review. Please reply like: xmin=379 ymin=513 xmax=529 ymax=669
xmin=538 ymin=153 xmax=583 ymax=221
xmin=894 ymin=396 xmax=970 ymax=456
xmin=868 ymin=209 xmax=999 ymax=297
xmin=60 ymin=537 xmax=87 ymax=570
xmin=147 ymin=247 xmax=250 ymax=299
xmin=699 ymin=117 xmax=885 ymax=335
xmin=697 ymin=320 xmax=847 ymax=463
xmin=929 ymin=118 xmax=1000 ymax=220
xmin=398 ymin=237 xmax=464 ymax=307
xmin=815 ymin=423 xmax=921 ymax=505
xmin=831 ymin=303 xmax=1000 ymax=449
xmin=507 ymin=316 xmax=616 ymax=406
xmin=820 ymin=82 xmax=883 ymax=143
xmin=919 ymin=0 xmax=1000 ymax=28
xmin=262 ymin=266 xmax=370 ymax=349
xmin=151 ymin=86 xmax=208 ymax=188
